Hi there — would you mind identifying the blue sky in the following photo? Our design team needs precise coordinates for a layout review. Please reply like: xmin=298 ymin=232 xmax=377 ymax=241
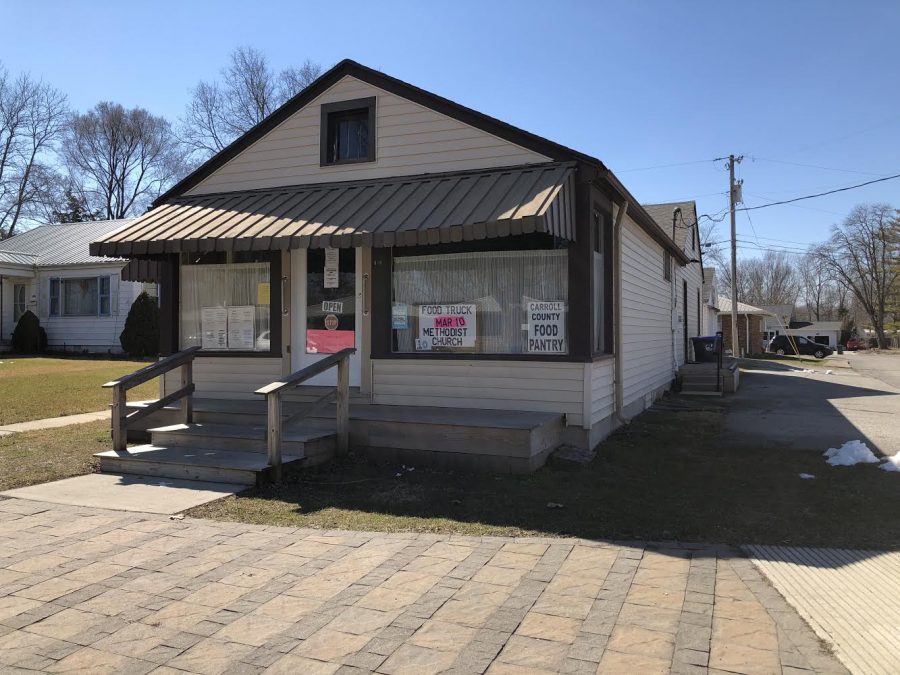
xmin=2 ymin=0 xmax=898 ymax=256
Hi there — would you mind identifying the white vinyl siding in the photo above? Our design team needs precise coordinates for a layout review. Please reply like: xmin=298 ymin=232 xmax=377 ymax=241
xmin=371 ymin=360 xmax=585 ymax=426
xmin=588 ymin=359 xmax=615 ymax=426
xmin=188 ymin=75 xmax=550 ymax=195
xmin=163 ymin=357 xmax=283 ymax=399
xmin=620 ymin=215 xmax=675 ymax=407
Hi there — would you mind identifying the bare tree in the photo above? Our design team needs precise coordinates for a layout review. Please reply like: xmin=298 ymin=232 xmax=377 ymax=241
xmin=816 ymin=203 xmax=900 ymax=348
xmin=63 ymin=102 xmax=185 ymax=219
xmin=0 ymin=65 xmax=68 ymax=239
xmin=180 ymin=47 xmax=321 ymax=159
xmin=798 ymin=249 xmax=835 ymax=320
xmin=735 ymin=250 xmax=799 ymax=307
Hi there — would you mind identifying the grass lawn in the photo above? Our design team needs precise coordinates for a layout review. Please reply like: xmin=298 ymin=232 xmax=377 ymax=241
xmin=189 ymin=396 xmax=900 ymax=550
xmin=0 ymin=421 xmax=108 ymax=491
xmin=0 ymin=356 xmax=157 ymax=425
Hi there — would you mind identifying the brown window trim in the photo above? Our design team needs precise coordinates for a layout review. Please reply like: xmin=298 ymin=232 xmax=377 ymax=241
xmin=591 ymin=202 xmax=614 ymax=357
xmin=370 ymin=237 xmax=593 ymax=364
xmin=320 ymin=97 xmax=376 ymax=167
xmin=161 ymin=252 xmax=282 ymax=358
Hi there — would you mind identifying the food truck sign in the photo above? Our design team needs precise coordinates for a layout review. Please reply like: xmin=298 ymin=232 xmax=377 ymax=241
xmin=417 ymin=304 xmax=476 ymax=349
xmin=526 ymin=301 xmax=566 ymax=353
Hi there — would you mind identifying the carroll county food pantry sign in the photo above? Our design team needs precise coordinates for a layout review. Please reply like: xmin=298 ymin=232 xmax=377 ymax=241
xmin=527 ymin=301 xmax=566 ymax=353
xmin=417 ymin=304 xmax=476 ymax=350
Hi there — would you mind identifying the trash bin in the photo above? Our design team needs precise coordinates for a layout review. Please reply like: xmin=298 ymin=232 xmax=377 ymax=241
xmin=836 ymin=344 xmax=844 ymax=354
xmin=691 ymin=336 xmax=721 ymax=363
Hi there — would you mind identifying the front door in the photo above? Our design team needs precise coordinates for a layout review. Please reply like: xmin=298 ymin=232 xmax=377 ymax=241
xmin=292 ymin=248 xmax=362 ymax=386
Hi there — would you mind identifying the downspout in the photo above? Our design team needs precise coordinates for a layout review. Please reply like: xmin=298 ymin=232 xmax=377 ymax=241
xmin=613 ymin=201 xmax=628 ymax=424
xmin=670 ymin=208 xmax=681 ymax=378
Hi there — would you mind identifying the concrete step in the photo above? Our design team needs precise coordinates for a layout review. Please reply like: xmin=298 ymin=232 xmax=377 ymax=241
xmin=681 ymin=382 xmax=722 ymax=393
xmin=680 ymin=390 xmax=724 ymax=397
xmin=95 ymin=445 xmax=304 ymax=486
xmin=148 ymin=422 xmax=335 ymax=463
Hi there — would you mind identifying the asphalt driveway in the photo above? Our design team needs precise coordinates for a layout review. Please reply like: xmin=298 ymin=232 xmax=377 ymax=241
xmin=724 ymin=355 xmax=899 ymax=457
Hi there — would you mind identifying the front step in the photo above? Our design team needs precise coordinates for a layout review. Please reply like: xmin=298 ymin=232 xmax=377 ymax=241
xmin=95 ymin=445 xmax=304 ymax=486
xmin=149 ymin=422 xmax=336 ymax=465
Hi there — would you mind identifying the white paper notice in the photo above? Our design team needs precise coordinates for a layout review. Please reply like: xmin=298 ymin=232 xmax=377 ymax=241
xmin=201 ymin=307 xmax=228 ymax=350
xmin=227 ymin=305 xmax=256 ymax=350
xmin=418 ymin=304 xmax=476 ymax=349
xmin=526 ymin=301 xmax=566 ymax=353
xmin=324 ymin=248 xmax=339 ymax=289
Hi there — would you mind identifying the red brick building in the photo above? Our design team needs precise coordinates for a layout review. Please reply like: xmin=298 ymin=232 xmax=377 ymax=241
xmin=716 ymin=297 xmax=770 ymax=356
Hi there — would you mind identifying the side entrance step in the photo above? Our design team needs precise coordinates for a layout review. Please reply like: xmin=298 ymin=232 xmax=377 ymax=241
xmin=95 ymin=445 xmax=304 ymax=486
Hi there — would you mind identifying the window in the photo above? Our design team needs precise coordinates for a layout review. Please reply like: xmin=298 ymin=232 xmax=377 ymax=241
xmin=663 ymin=250 xmax=672 ymax=281
xmin=13 ymin=284 xmax=27 ymax=322
xmin=49 ymin=276 xmax=111 ymax=317
xmin=391 ymin=247 xmax=568 ymax=355
xmin=180 ymin=252 xmax=271 ymax=352
xmin=306 ymin=248 xmax=356 ymax=355
xmin=320 ymin=97 xmax=376 ymax=166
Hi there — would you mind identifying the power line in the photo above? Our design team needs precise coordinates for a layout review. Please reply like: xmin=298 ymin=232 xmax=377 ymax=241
xmin=616 ymin=158 xmax=724 ymax=173
xmin=749 ymin=156 xmax=891 ymax=177
xmin=736 ymin=173 xmax=900 ymax=212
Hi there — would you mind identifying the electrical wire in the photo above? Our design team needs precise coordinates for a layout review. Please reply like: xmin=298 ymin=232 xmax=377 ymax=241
xmin=749 ymin=156 xmax=891 ymax=177
xmin=736 ymin=173 xmax=900 ymax=212
xmin=616 ymin=158 xmax=725 ymax=173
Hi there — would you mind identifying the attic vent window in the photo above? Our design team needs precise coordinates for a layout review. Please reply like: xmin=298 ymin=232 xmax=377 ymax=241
xmin=320 ymin=97 xmax=376 ymax=166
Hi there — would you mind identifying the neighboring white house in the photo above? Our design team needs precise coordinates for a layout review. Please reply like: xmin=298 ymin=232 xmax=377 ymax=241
xmin=0 ymin=220 xmax=151 ymax=353
xmin=90 ymin=59 xmax=709 ymax=467
xmin=702 ymin=267 xmax=720 ymax=335
xmin=759 ymin=305 xmax=842 ymax=347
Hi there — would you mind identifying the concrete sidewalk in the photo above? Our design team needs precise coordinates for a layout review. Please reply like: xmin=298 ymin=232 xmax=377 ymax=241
xmin=0 ymin=410 xmax=108 ymax=436
xmin=0 ymin=498 xmax=845 ymax=675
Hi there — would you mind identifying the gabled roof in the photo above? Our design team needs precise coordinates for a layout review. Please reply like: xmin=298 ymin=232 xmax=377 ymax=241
xmin=643 ymin=201 xmax=699 ymax=254
xmin=717 ymin=296 xmax=772 ymax=315
xmin=0 ymin=220 xmax=132 ymax=266
xmin=152 ymin=59 xmax=688 ymax=263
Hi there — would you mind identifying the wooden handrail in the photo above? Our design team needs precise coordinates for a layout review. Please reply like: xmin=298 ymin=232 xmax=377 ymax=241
xmin=254 ymin=348 xmax=356 ymax=395
xmin=103 ymin=346 xmax=200 ymax=391
xmin=255 ymin=348 xmax=355 ymax=482
xmin=106 ymin=346 xmax=199 ymax=451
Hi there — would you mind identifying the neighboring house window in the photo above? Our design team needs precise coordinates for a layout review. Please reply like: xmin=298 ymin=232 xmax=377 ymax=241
xmin=663 ymin=250 xmax=672 ymax=281
xmin=13 ymin=284 xmax=27 ymax=322
xmin=49 ymin=276 xmax=111 ymax=317
xmin=391 ymin=239 xmax=568 ymax=355
xmin=320 ymin=97 xmax=376 ymax=166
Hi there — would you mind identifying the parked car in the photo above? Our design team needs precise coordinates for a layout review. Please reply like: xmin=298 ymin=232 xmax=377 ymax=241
xmin=768 ymin=335 xmax=833 ymax=359
xmin=845 ymin=337 xmax=866 ymax=351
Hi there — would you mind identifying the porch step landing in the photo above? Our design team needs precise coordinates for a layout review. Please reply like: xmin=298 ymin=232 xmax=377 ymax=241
xmin=95 ymin=445 xmax=304 ymax=486
xmin=96 ymin=422 xmax=336 ymax=486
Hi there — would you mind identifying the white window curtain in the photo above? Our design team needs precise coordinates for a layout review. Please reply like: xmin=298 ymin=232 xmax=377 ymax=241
xmin=392 ymin=249 xmax=568 ymax=354
xmin=180 ymin=262 xmax=270 ymax=351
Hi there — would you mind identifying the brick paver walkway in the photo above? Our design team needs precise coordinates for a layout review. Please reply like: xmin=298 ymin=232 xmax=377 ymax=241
xmin=0 ymin=498 xmax=845 ymax=675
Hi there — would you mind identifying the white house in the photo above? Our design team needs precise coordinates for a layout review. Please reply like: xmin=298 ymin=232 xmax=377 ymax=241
xmin=90 ymin=59 xmax=709 ymax=475
xmin=0 ymin=220 xmax=151 ymax=353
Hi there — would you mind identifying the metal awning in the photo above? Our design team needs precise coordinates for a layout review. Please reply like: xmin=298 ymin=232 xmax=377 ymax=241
xmin=91 ymin=162 xmax=576 ymax=257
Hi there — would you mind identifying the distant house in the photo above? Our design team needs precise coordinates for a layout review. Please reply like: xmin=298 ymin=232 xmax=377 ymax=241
xmin=717 ymin=296 xmax=772 ymax=355
xmin=759 ymin=304 xmax=842 ymax=347
xmin=702 ymin=267 xmax=719 ymax=335
xmin=0 ymin=220 xmax=152 ymax=353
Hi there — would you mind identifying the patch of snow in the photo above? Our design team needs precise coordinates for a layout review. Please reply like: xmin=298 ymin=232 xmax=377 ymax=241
xmin=824 ymin=440 xmax=880 ymax=466
xmin=879 ymin=452 xmax=900 ymax=473
xmin=546 ymin=502 xmax=565 ymax=509
xmin=825 ymin=370 xmax=834 ymax=375
xmin=801 ymin=368 xmax=816 ymax=373
xmin=799 ymin=473 xmax=816 ymax=479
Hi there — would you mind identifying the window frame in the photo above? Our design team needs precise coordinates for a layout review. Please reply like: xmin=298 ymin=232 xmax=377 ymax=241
xmin=320 ymin=97 xmax=376 ymax=167
xmin=49 ymin=276 xmax=111 ymax=317
xmin=13 ymin=283 xmax=27 ymax=322
xmin=176 ymin=250 xmax=282 ymax=358
xmin=371 ymin=235 xmax=580 ymax=363
xmin=591 ymin=206 xmax=613 ymax=356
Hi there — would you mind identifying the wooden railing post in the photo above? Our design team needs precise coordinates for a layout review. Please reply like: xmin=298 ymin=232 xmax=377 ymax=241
xmin=181 ymin=361 xmax=193 ymax=424
xmin=336 ymin=354 xmax=350 ymax=455
xmin=267 ymin=390 xmax=283 ymax=482
xmin=111 ymin=384 xmax=126 ymax=452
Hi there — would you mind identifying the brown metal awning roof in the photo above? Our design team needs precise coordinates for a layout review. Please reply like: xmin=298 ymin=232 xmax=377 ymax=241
xmin=91 ymin=163 xmax=576 ymax=257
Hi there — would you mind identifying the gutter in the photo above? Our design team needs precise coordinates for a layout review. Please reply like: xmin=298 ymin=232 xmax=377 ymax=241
xmin=613 ymin=201 xmax=628 ymax=424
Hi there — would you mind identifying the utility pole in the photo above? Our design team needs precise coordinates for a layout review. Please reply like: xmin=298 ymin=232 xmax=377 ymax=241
xmin=727 ymin=155 xmax=743 ymax=357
